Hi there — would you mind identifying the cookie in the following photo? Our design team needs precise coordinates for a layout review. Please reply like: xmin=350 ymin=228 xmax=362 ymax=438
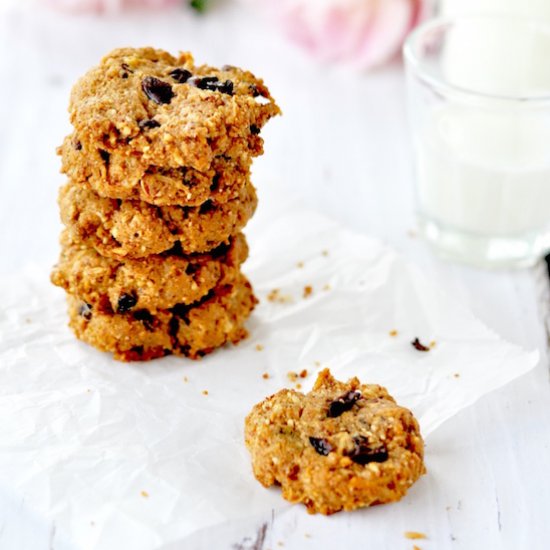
xmin=68 ymin=47 xmax=280 ymax=173
xmin=244 ymin=369 xmax=425 ymax=515
xmin=51 ymin=231 xmax=248 ymax=313
xmin=59 ymin=179 xmax=257 ymax=258
xmin=60 ymin=134 xmax=253 ymax=206
xmin=67 ymin=272 xmax=257 ymax=361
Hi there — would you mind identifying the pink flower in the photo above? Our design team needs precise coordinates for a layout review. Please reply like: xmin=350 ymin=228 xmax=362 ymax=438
xmin=259 ymin=0 xmax=430 ymax=69
xmin=44 ymin=0 xmax=180 ymax=13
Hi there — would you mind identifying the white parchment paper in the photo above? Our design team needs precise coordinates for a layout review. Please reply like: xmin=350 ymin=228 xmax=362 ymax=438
xmin=0 ymin=198 xmax=538 ymax=549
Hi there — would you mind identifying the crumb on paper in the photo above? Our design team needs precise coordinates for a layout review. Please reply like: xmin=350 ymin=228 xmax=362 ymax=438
xmin=304 ymin=533 xmax=311 ymax=538
xmin=287 ymin=371 xmax=298 ymax=382
xmin=429 ymin=340 xmax=437 ymax=349
xmin=407 ymin=229 xmax=418 ymax=238
xmin=299 ymin=369 xmax=308 ymax=378
xmin=25 ymin=318 xmax=32 ymax=324
xmin=202 ymin=390 xmax=209 ymax=396
xmin=303 ymin=285 xmax=313 ymax=298
xmin=411 ymin=338 xmax=430 ymax=352
xmin=322 ymin=284 xmax=331 ymax=291
xmin=413 ymin=546 xmax=422 ymax=550
xmin=453 ymin=373 xmax=460 ymax=379
xmin=405 ymin=532 xmax=427 ymax=540
xmin=389 ymin=329 xmax=398 ymax=337
xmin=314 ymin=361 xmax=321 ymax=367
xmin=255 ymin=344 xmax=264 ymax=351
xmin=90 ymin=521 xmax=95 ymax=526
xmin=321 ymin=249 xmax=329 ymax=256
xmin=141 ymin=490 xmax=149 ymax=498
xmin=86 ymin=389 xmax=91 ymax=393
xmin=297 ymin=261 xmax=304 ymax=268
xmin=267 ymin=288 xmax=293 ymax=304
xmin=277 ymin=542 xmax=284 ymax=547
xmin=183 ymin=376 xmax=188 ymax=383
xmin=262 ymin=373 xmax=270 ymax=380
xmin=295 ymin=383 xmax=302 ymax=390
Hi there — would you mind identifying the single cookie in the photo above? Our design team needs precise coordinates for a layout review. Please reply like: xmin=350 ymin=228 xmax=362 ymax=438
xmin=59 ymin=179 xmax=257 ymax=258
xmin=245 ymin=369 xmax=425 ymax=515
xmin=60 ymin=134 xmax=253 ymax=206
xmin=67 ymin=272 xmax=257 ymax=361
xmin=51 ymin=231 xmax=248 ymax=313
xmin=68 ymin=47 xmax=280 ymax=172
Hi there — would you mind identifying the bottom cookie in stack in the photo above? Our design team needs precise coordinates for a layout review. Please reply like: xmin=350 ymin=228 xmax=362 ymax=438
xmin=66 ymin=271 xmax=257 ymax=361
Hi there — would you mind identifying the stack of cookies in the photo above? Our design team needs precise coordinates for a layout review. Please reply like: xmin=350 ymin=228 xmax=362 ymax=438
xmin=51 ymin=47 xmax=280 ymax=361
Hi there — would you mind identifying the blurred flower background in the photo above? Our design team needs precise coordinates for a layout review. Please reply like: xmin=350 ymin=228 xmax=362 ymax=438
xmin=42 ymin=0 xmax=432 ymax=69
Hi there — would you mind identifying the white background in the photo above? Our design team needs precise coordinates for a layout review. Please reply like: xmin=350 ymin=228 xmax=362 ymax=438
xmin=0 ymin=1 xmax=549 ymax=548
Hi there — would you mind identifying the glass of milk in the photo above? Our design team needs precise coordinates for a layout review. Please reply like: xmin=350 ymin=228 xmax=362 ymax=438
xmin=404 ymin=17 xmax=550 ymax=268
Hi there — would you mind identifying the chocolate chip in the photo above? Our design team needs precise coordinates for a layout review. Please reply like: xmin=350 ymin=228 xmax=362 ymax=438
xmin=328 ymin=390 xmax=362 ymax=418
xmin=210 ymin=174 xmax=220 ymax=192
xmin=121 ymin=62 xmax=134 ymax=73
xmin=121 ymin=73 xmax=129 ymax=79
xmin=188 ymin=75 xmax=234 ymax=95
xmin=250 ymin=124 xmax=261 ymax=135
xmin=168 ymin=316 xmax=179 ymax=339
xmin=99 ymin=149 xmax=110 ymax=165
xmin=73 ymin=140 xmax=82 ymax=151
xmin=78 ymin=302 xmax=92 ymax=320
xmin=133 ymin=310 xmax=155 ymax=331
xmin=141 ymin=76 xmax=175 ymax=105
xmin=348 ymin=436 xmax=388 ymax=465
xmin=171 ymin=303 xmax=192 ymax=325
xmin=309 ymin=436 xmax=333 ymax=456
xmin=185 ymin=263 xmax=200 ymax=275
xmin=199 ymin=200 xmax=215 ymax=215
xmin=117 ymin=292 xmax=137 ymax=313
xmin=138 ymin=118 xmax=161 ymax=130
xmin=411 ymin=337 xmax=430 ymax=352
xmin=169 ymin=68 xmax=192 ymax=83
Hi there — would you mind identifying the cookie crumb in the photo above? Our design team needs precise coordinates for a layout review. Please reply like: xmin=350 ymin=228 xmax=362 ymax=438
xmin=202 ymin=390 xmax=209 ymax=396
xmin=183 ymin=376 xmax=189 ymax=383
xmin=299 ymin=369 xmax=308 ymax=378
xmin=262 ymin=373 xmax=270 ymax=380
xmin=429 ymin=340 xmax=437 ymax=349
xmin=413 ymin=546 xmax=422 ymax=550
xmin=411 ymin=338 xmax=430 ymax=352
xmin=314 ymin=361 xmax=321 ymax=367
xmin=405 ymin=532 xmax=427 ymax=540
xmin=453 ymin=373 xmax=460 ymax=378
xmin=389 ymin=329 xmax=398 ymax=337
xmin=25 ymin=318 xmax=32 ymax=324
xmin=322 ymin=284 xmax=331 ymax=291
xmin=287 ymin=371 xmax=298 ymax=382
xmin=303 ymin=285 xmax=313 ymax=298
xmin=321 ymin=250 xmax=329 ymax=256
xmin=141 ymin=490 xmax=149 ymax=498
xmin=295 ymin=383 xmax=302 ymax=390
xmin=256 ymin=344 xmax=264 ymax=351
xmin=90 ymin=521 xmax=95 ymax=526
xmin=297 ymin=261 xmax=304 ymax=268
xmin=267 ymin=288 xmax=293 ymax=304
xmin=407 ymin=229 xmax=418 ymax=238
xmin=304 ymin=533 xmax=311 ymax=538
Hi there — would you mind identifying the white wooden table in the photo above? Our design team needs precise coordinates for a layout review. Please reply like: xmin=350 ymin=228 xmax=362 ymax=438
xmin=1 ymin=2 xmax=549 ymax=548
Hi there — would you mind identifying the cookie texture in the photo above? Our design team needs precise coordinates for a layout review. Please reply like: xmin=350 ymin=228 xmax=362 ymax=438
xmin=51 ymin=231 xmax=248 ymax=313
xmin=245 ymin=369 xmax=425 ymax=515
xmin=68 ymin=272 xmax=257 ymax=361
xmin=68 ymin=47 xmax=280 ymax=173
xmin=60 ymin=134 xmax=253 ymax=206
xmin=59 ymin=179 xmax=257 ymax=258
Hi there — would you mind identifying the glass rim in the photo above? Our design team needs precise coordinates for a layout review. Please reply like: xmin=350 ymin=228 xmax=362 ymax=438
xmin=403 ymin=15 xmax=550 ymax=104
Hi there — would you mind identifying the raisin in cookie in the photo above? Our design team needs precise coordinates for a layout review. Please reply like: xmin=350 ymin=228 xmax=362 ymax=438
xmin=245 ymin=369 xmax=425 ymax=515
xmin=68 ymin=272 xmax=257 ymax=361
xmin=60 ymin=134 xmax=252 ymax=206
xmin=59 ymin=179 xmax=257 ymax=258
xmin=68 ymin=47 xmax=280 ymax=173
xmin=52 ymin=231 xmax=248 ymax=313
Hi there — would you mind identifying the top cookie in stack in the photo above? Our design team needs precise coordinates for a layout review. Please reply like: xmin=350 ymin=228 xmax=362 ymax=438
xmin=60 ymin=47 xmax=280 ymax=206
xmin=52 ymin=47 xmax=280 ymax=361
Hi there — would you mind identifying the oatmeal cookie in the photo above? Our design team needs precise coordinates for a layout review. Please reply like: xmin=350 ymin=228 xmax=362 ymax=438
xmin=68 ymin=272 xmax=257 ymax=361
xmin=59 ymin=179 xmax=257 ymax=258
xmin=60 ymin=134 xmax=252 ymax=206
xmin=51 ymin=231 xmax=248 ymax=313
xmin=68 ymin=47 xmax=280 ymax=172
xmin=245 ymin=369 xmax=425 ymax=515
